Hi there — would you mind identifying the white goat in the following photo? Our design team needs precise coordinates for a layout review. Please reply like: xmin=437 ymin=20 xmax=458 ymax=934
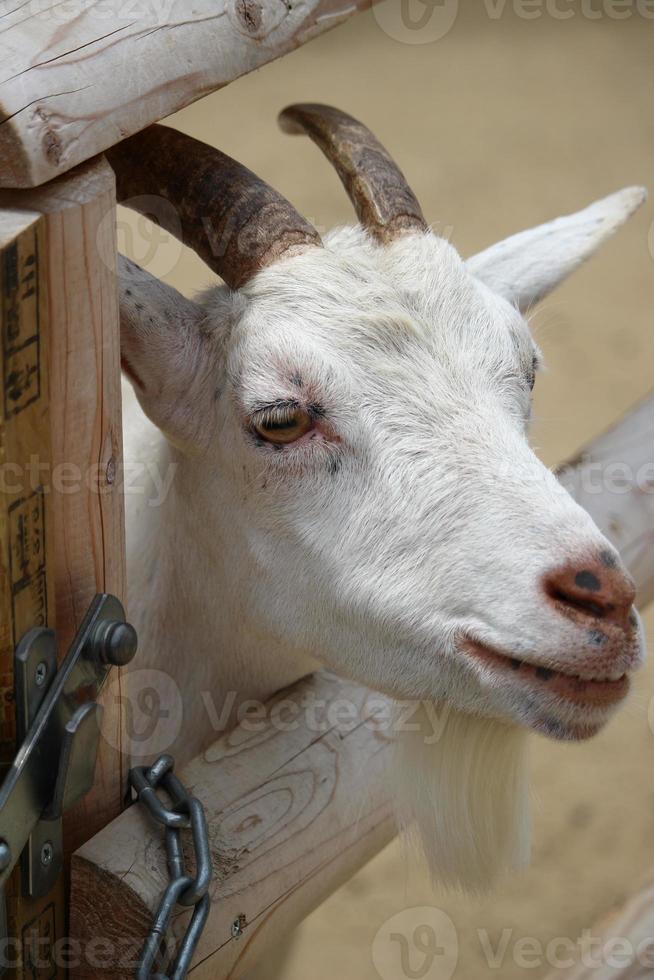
xmin=108 ymin=105 xmax=645 ymax=890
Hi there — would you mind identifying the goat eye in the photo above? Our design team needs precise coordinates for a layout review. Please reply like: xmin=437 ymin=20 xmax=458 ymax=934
xmin=251 ymin=404 xmax=313 ymax=445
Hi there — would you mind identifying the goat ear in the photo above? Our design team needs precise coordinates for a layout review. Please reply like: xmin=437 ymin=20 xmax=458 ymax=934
xmin=467 ymin=187 xmax=646 ymax=312
xmin=118 ymin=256 xmax=212 ymax=449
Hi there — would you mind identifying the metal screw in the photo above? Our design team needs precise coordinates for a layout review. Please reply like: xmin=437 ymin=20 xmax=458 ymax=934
xmin=92 ymin=620 xmax=138 ymax=667
xmin=35 ymin=661 xmax=48 ymax=687
xmin=0 ymin=840 xmax=11 ymax=873
xmin=231 ymin=916 xmax=245 ymax=939
xmin=40 ymin=841 xmax=53 ymax=867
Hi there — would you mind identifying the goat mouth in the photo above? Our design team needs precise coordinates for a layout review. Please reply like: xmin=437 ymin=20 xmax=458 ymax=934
xmin=461 ymin=639 xmax=630 ymax=708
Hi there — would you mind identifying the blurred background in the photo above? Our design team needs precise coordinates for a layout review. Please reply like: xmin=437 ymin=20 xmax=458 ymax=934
xmin=120 ymin=3 xmax=654 ymax=977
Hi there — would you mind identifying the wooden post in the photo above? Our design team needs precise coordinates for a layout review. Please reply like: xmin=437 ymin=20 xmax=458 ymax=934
xmin=0 ymin=155 xmax=126 ymax=852
xmin=0 ymin=211 xmax=66 ymax=976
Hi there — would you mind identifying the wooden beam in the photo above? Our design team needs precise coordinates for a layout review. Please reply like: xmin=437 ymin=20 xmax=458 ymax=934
xmin=71 ymin=673 xmax=394 ymax=979
xmin=0 ymin=157 xmax=126 ymax=854
xmin=0 ymin=210 xmax=66 ymax=976
xmin=0 ymin=0 xmax=374 ymax=189
xmin=68 ymin=392 xmax=654 ymax=979
xmin=556 ymin=390 xmax=654 ymax=608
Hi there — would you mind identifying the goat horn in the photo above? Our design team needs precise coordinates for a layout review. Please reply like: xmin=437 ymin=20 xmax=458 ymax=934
xmin=106 ymin=125 xmax=322 ymax=289
xmin=279 ymin=104 xmax=427 ymax=244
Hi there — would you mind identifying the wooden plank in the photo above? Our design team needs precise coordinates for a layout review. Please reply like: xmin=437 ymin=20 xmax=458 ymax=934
xmin=0 ymin=0 xmax=374 ymax=189
xmin=0 ymin=209 xmax=66 ymax=977
xmin=557 ymin=390 xmax=654 ymax=608
xmin=68 ymin=392 xmax=654 ymax=978
xmin=0 ymin=156 xmax=126 ymax=854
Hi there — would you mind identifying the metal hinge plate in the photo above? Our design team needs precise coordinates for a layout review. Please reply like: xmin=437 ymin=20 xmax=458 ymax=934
xmin=0 ymin=593 xmax=137 ymax=895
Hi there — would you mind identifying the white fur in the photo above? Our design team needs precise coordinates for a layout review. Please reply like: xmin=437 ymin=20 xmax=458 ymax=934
xmin=121 ymin=189 xmax=646 ymax=890
xmin=394 ymin=705 xmax=530 ymax=892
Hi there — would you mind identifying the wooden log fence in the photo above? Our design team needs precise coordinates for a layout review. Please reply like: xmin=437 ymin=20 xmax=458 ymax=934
xmin=0 ymin=0 xmax=374 ymax=189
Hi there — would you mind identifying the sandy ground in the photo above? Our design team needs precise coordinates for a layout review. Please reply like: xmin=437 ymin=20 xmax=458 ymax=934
xmin=139 ymin=5 xmax=654 ymax=978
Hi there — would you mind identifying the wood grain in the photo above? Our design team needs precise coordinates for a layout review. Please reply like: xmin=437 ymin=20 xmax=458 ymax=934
xmin=0 ymin=0 xmax=375 ymax=189
xmin=71 ymin=672 xmax=395 ymax=979
xmin=0 ymin=157 xmax=127 ymax=854
xmin=0 ymin=209 xmax=66 ymax=977
xmin=68 ymin=392 xmax=654 ymax=978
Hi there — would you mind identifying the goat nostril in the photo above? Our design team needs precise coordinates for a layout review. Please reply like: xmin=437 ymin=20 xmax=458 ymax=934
xmin=574 ymin=570 xmax=601 ymax=592
xmin=548 ymin=587 xmax=606 ymax=620
xmin=544 ymin=555 xmax=635 ymax=631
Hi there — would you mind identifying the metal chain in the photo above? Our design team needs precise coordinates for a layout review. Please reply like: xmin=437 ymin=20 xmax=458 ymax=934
xmin=129 ymin=754 xmax=212 ymax=980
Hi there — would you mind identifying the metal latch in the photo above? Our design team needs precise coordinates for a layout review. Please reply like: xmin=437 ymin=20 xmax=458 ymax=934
xmin=0 ymin=593 xmax=137 ymax=897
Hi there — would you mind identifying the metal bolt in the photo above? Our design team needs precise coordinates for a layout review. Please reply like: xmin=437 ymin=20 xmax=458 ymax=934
xmin=35 ymin=661 xmax=48 ymax=687
xmin=40 ymin=841 xmax=53 ymax=867
xmin=92 ymin=620 xmax=138 ymax=667
xmin=231 ymin=916 xmax=245 ymax=939
xmin=0 ymin=840 xmax=11 ymax=873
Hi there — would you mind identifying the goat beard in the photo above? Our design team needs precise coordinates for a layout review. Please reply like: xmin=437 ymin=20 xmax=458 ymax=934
xmin=392 ymin=702 xmax=530 ymax=893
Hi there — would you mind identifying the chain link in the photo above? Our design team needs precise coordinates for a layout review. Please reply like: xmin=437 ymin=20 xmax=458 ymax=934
xmin=129 ymin=754 xmax=212 ymax=979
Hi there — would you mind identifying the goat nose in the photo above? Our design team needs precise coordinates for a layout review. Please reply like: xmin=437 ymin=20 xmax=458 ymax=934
xmin=543 ymin=550 xmax=636 ymax=631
